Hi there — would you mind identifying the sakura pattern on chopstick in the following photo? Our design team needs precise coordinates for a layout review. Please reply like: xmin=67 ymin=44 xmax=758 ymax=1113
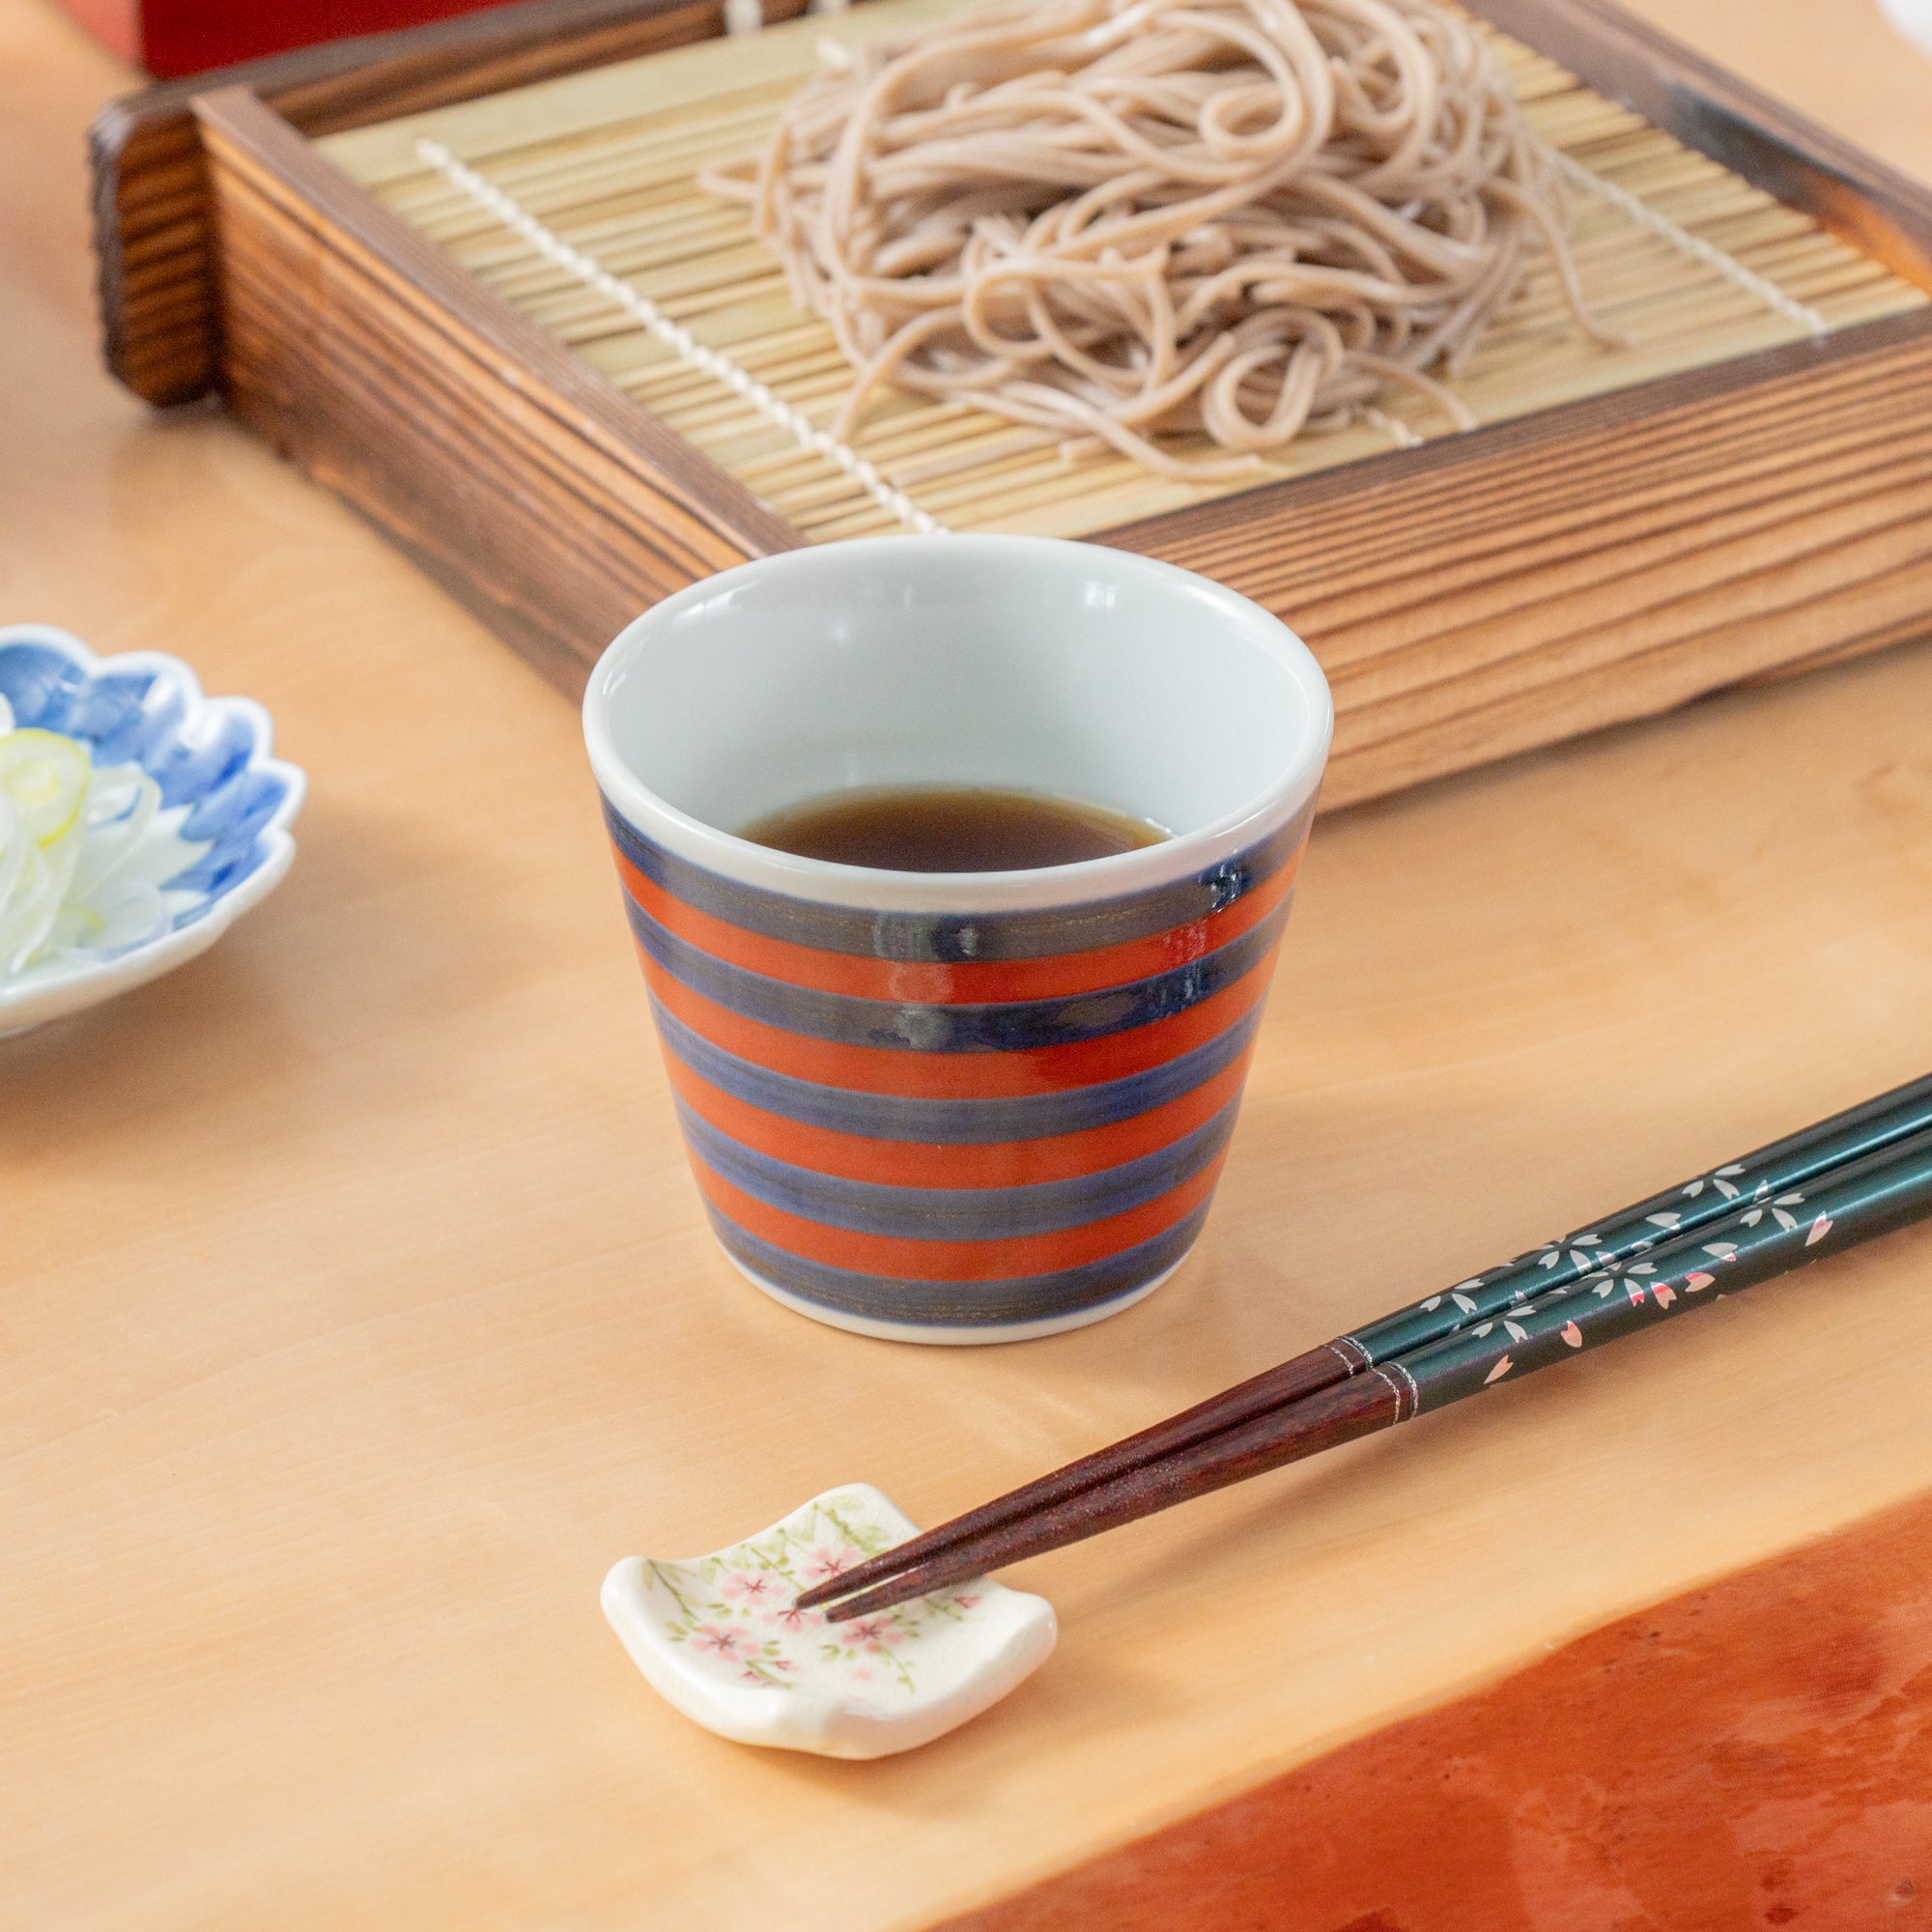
xmin=1378 ymin=1127 xmax=1932 ymax=1415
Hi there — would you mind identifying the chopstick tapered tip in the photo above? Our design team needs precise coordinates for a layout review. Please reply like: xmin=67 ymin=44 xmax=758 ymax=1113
xmin=795 ymin=1562 xmax=972 ymax=1621
xmin=790 ymin=1577 xmax=849 ymax=1612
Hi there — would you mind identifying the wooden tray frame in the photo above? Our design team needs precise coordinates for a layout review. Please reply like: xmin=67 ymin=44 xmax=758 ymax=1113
xmin=90 ymin=0 xmax=1932 ymax=807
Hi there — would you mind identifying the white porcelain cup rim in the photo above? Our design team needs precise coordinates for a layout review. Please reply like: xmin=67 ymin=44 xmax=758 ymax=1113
xmin=582 ymin=534 xmax=1333 ymax=913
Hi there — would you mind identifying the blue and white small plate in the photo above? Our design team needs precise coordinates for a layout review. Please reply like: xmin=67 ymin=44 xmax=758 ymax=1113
xmin=0 ymin=625 xmax=305 ymax=1036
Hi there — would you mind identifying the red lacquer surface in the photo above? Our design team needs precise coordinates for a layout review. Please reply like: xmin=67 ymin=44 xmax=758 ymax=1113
xmin=49 ymin=0 xmax=518 ymax=77
xmin=50 ymin=0 xmax=138 ymax=62
xmin=943 ymin=1493 xmax=1932 ymax=1932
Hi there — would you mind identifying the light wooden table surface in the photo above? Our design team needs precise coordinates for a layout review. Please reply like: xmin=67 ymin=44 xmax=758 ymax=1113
xmin=6 ymin=3 xmax=1932 ymax=1927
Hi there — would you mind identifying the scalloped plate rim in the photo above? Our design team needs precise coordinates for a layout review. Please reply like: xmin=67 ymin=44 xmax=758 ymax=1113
xmin=0 ymin=623 xmax=306 ymax=1033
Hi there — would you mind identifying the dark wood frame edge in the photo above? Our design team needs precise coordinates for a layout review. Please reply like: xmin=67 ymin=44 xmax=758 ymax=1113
xmin=91 ymin=0 xmax=786 ymax=405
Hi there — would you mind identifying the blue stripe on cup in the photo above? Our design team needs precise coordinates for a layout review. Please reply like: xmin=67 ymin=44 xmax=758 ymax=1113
xmin=646 ymin=993 xmax=1267 ymax=1143
xmin=605 ymin=797 xmax=1312 ymax=964
xmin=624 ymin=890 xmax=1293 ymax=1053
xmin=702 ymin=1199 xmax=1216 ymax=1327
xmin=674 ymin=1094 xmax=1242 ymax=1241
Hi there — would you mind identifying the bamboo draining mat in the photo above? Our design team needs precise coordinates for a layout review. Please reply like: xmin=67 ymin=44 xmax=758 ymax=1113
xmin=318 ymin=0 xmax=1926 ymax=543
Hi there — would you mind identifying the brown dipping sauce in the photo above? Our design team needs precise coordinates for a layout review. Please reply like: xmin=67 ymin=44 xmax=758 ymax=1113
xmin=739 ymin=785 xmax=1169 ymax=872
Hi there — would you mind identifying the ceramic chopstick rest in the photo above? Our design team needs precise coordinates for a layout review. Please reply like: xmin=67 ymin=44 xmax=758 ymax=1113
xmin=601 ymin=1485 xmax=1055 ymax=1757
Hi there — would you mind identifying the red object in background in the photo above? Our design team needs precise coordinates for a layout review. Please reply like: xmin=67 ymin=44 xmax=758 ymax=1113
xmin=53 ymin=0 xmax=520 ymax=76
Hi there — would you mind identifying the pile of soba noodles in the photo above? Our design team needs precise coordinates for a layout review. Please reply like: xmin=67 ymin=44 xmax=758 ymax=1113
xmin=705 ymin=0 xmax=1605 ymax=478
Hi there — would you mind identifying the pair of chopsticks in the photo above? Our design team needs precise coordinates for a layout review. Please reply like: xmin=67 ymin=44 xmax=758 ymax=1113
xmin=799 ymin=1072 xmax=1932 ymax=1620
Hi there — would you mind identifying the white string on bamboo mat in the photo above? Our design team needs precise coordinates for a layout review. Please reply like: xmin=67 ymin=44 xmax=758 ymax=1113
xmin=1552 ymin=149 xmax=1831 ymax=337
xmin=421 ymin=129 xmax=1433 ymax=482
xmin=415 ymin=138 xmax=951 ymax=535
xmin=416 ymin=129 xmax=1832 ymax=527
xmin=1350 ymin=149 xmax=1832 ymax=453
xmin=1362 ymin=406 xmax=1426 ymax=451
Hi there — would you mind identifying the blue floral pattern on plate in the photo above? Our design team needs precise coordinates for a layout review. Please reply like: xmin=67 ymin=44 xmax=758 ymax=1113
xmin=0 ymin=625 xmax=305 ymax=1033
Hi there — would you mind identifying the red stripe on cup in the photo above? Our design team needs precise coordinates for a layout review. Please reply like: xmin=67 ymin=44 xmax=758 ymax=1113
xmin=612 ymin=842 xmax=1302 ymax=1005
xmin=685 ymin=1146 xmax=1231 ymax=1281
xmin=636 ymin=944 xmax=1279 ymax=1098
xmin=660 ymin=1037 xmax=1257 ymax=1188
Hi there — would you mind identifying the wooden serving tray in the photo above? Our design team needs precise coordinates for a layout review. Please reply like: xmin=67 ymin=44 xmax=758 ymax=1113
xmin=91 ymin=0 xmax=1932 ymax=809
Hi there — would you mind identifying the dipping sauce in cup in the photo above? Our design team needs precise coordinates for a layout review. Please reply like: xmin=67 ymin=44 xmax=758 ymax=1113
xmin=582 ymin=535 xmax=1331 ymax=1344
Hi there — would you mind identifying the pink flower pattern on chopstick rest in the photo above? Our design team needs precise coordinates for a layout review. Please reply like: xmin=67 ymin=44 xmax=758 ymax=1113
xmin=641 ymin=1492 xmax=983 ymax=1694
xmin=601 ymin=1485 xmax=1057 ymax=1757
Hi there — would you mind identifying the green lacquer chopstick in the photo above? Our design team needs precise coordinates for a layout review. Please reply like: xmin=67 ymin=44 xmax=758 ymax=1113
xmin=1381 ymin=1123 xmax=1932 ymax=1409
xmin=799 ymin=1072 xmax=1932 ymax=1613
xmin=1341 ymin=1072 xmax=1932 ymax=1366
xmin=807 ymin=1123 xmax=1932 ymax=1620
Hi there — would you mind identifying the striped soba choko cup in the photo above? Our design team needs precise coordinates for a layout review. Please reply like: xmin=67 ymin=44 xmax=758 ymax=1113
xmin=582 ymin=535 xmax=1332 ymax=1344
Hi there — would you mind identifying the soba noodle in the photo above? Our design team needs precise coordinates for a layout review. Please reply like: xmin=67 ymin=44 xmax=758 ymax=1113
xmin=704 ymin=0 xmax=1608 ymax=478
